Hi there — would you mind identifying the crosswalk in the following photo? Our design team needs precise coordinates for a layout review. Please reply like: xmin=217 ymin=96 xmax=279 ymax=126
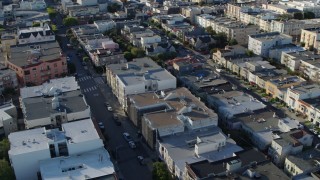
xmin=94 ymin=77 xmax=105 ymax=85
xmin=82 ymin=86 xmax=97 ymax=93
xmin=77 ymin=76 xmax=92 ymax=82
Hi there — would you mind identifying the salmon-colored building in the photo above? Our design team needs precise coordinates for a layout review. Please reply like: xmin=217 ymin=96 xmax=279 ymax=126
xmin=2 ymin=41 xmax=67 ymax=86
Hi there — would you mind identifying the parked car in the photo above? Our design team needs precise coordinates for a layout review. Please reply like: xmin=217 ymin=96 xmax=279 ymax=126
xmin=137 ymin=156 xmax=145 ymax=165
xmin=113 ymin=114 xmax=121 ymax=126
xmin=107 ymin=106 xmax=113 ymax=112
xmin=123 ymin=132 xmax=133 ymax=142
xmin=98 ymin=122 xmax=105 ymax=131
xmin=66 ymin=56 xmax=70 ymax=61
xmin=129 ymin=141 xmax=136 ymax=149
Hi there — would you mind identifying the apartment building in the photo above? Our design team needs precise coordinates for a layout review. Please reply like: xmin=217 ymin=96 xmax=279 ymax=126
xmin=184 ymin=149 xmax=289 ymax=180
xmin=106 ymin=57 xmax=176 ymax=108
xmin=301 ymin=28 xmax=320 ymax=52
xmin=207 ymin=91 xmax=266 ymax=124
xmin=159 ymin=127 xmax=242 ymax=179
xmin=0 ymin=65 xmax=18 ymax=93
xmin=262 ymin=4 xmax=300 ymax=14
xmin=0 ymin=102 xmax=18 ymax=136
xmin=2 ymin=41 xmax=68 ymax=86
xmin=279 ymin=0 xmax=320 ymax=18
xmin=285 ymin=84 xmax=320 ymax=111
xmin=248 ymin=32 xmax=293 ymax=57
xmin=295 ymin=97 xmax=320 ymax=125
xmin=17 ymin=23 xmax=55 ymax=45
xmin=268 ymin=129 xmax=313 ymax=166
xmin=20 ymin=77 xmax=90 ymax=129
xmin=127 ymin=87 xmax=218 ymax=137
xmin=94 ymin=20 xmax=116 ymax=33
xmin=284 ymin=148 xmax=320 ymax=177
xmin=8 ymin=119 xmax=108 ymax=180
xmin=19 ymin=0 xmax=47 ymax=10
xmin=281 ymin=51 xmax=320 ymax=82
xmin=196 ymin=15 xmax=259 ymax=45
xmin=265 ymin=76 xmax=306 ymax=100
xmin=270 ymin=19 xmax=320 ymax=39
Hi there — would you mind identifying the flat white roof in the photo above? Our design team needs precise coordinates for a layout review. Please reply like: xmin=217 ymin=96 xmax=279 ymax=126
xmin=62 ymin=119 xmax=100 ymax=144
xmin=40 ymin=148 xmax=115 ymax=180
xmin=20 ymin=77 xmax=80 ymax=99
xmin=0 ymin=109 xmax=11 ymax=128
xmin=8 ymin=119 xmax=98 ymax=155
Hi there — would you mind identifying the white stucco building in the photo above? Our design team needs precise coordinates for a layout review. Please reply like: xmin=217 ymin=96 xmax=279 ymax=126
xmin=20 ymin=77 xmax=91 ymax=129
xmin=19 ymin=0 xmax=47 ymax=10
xmin=0 ymin=102 xmax=18 ymax=136
xmin=8 ymin=119 xmax=106 ymax=180
xmin=106 ymin=57 xmax=177 ymax=108
xmin=94 ymin=20 xmax=116 ymax=33
xmin=248 ymin=32 xmax=292 ymax=57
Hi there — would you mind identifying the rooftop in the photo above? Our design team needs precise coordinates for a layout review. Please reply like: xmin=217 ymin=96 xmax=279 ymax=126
xmin=40 ymin=148 xmax=115 ymax=180
xmin=8 ymin=119 xmax=99 ymax=155
xmin=289 ymin=84 xmax=320 ymax=95
xmin=286 ymin=148 xmax=320 ymax=171
xmin=5 ymin=41 xmax=62 ymax=67
xmin=21 ymin=89 xmax=88 ymax=121
xmin=286 ymin=51 xmax=320 ymax=65
xmin=20 ymin=77 xmax=79 ymax=99
xmin=160 ymin=127 xmax=243 ymax=173
xmin=301 ymin=97 xmax=320 ymax=109
xmin=275 ymin=129 xmax=309 ymax=147
xmin=249 ymin=32 xmax=292 ymax=41
xmin=188 ymin=149 xmax=268 ymax=178
xmin=209 ymin=91 xmax=266 ymax=117
xmin=269 ymin=76 xmax=305 ymax=87
xmin=129 ymin=87 xmax=217 ymax=124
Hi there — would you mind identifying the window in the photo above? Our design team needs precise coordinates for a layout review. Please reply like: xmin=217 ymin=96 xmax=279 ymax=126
xmin=54 ymin=63 xmax=57 ymax=67
xmin=24 ymin=70 xmax=30 ymax=75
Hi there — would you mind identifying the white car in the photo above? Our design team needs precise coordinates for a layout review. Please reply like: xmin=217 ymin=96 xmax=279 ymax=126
xmin=107 ymin=106 xmax=113 ymax=111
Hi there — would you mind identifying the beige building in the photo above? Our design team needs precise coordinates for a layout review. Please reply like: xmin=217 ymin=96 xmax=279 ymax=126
xmin=270 ymin=19 xmax=320 ymax=40
xmin=265 ymin=76 xmax=306 ymax=100
xmin=300 ymin=28 xmax=320 ymax=51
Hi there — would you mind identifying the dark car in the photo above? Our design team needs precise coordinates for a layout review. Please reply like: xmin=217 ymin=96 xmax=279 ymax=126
xmin=123 ymin=132 xmax=133 ymax=142
xmin=98 ymin=122 xmax=105 ymax=132
xmin=113 ymin=114 xmax=121 ymax=126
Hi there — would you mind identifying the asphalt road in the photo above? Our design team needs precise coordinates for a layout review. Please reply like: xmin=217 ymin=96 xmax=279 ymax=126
xmin=48 ymin=1 xmax=153 ymax=179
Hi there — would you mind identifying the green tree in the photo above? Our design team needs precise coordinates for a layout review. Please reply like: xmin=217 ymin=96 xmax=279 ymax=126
xmin=245 ymin=50 xmax=254 ymax=57
xmin=0 ymin=159 xmax=15 ymax=180
xmin=47 ymin=7 xmax=57 ymax=19
xmin=0 ymin=139 xmax=9 ymax=161
xmin=293 ymin=12 xmax=303 ymax=20
xmin=83 ymin=56 xmax=89 ymax=62
xmin=70 ymin=37 xmax=78 ymax=45
xmin=32 ymin=22 xmax=41 ymax=27
xmin=2 ymin=88 xmax=16 ymax=96
xmin=50 ymin=24 xmax=57 ymax=32
xmin=67 ymin=62 xmax=76 ymax=74
xmin=131 ymin=47 xmax=145 ymax=58
xmin=300 ymin=42 xmax=305 ymax=47
xmin=304 ymin=12 xmax=315 ymax=19
xmin=199 ymin=1 xmax=205 ymax=6
xmin=309 ymin=45 xmax=314 ymax=51
xmin=107 ymin=3 xmax=121 ymax=13
xmin=205 ymin=26 xmax=213 ymax=34
xmin=228 ymin=38 xmax=238 ymax=45
xmin=124 ymin=51 xmax=134 ymax=60
xmin=63 ymin=17 xmax=79 ymax=26
xmin=152 ymin=162 xmax=173 ymax=180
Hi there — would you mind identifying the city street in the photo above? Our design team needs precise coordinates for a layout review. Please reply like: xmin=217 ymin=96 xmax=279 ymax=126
xmin=48 ymin=1 xmax=153 ymax=179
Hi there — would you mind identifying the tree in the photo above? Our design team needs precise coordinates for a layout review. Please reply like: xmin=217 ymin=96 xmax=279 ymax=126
xmin=293 ymin=12 xmax=303 ymax=20
xmin=107 ymin=3 xmax=121 ymax=13
xmin=228 ymin=38 xmax=238 ymax=45
xmin=304 ymin=12 xmax=315 ymax=19
xmin=2 ymin=88 xmax=16 ymax=96
xmin=67 ymin=62 xmax=76 ymax=74
xmin=63 ymin=17 xmax=79 ymax=26
xmin=0 ymin=159 xmax=15 ymax=180
xmin=309 ymin=45 xmax=314 ymax=51
xmin=32 ymin=22 xmax=41 ymax=27
xmin=83 ymin=56 xmax=89 ymax=62
xmin=205 ymin=26 xmax=213 ymax=34
xmin=245 ymin=50 xmax=254 ymax=57
xmin=152 ymin=162 xmax=173 ymax=180
xmin=300 ymin=42 xmax=305 ymax=47
xmin=70 ymin=37 xmax=78 ymax=45
xmin=0 ymin=139 xmax=9 ymax=161
xmin=199 ymin=1 xmax=205 ymax=6
xmin=124 ymin=51 xmax=134 ymax=60
xmin=50 ymin=24 xmax=57 ymax=32
xmin=131 ymin=47 xmax=145 ymax=58
xmin=47 ymin=7 xmax=57 ymax=19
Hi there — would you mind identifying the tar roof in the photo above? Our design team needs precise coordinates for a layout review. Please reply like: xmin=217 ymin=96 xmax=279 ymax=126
xmin=161 ymin=127 xmax=243 ymax=172
xmin=40 ymin=148 xmax=115 ymax=180
xmin=144 ymin=111 xmax=183 ymax=128
xmin=290 ymin=84 xmax=320 ymax=95
xmin=22 ymin=90 xmax=88 ymax=121
xmin=7 ymin=41 xmax=61 ymax=67
xmin=188 ymin=149 xmax=267 ymax=178
xmin=300 ymin=97 xmax=320 ymax=109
